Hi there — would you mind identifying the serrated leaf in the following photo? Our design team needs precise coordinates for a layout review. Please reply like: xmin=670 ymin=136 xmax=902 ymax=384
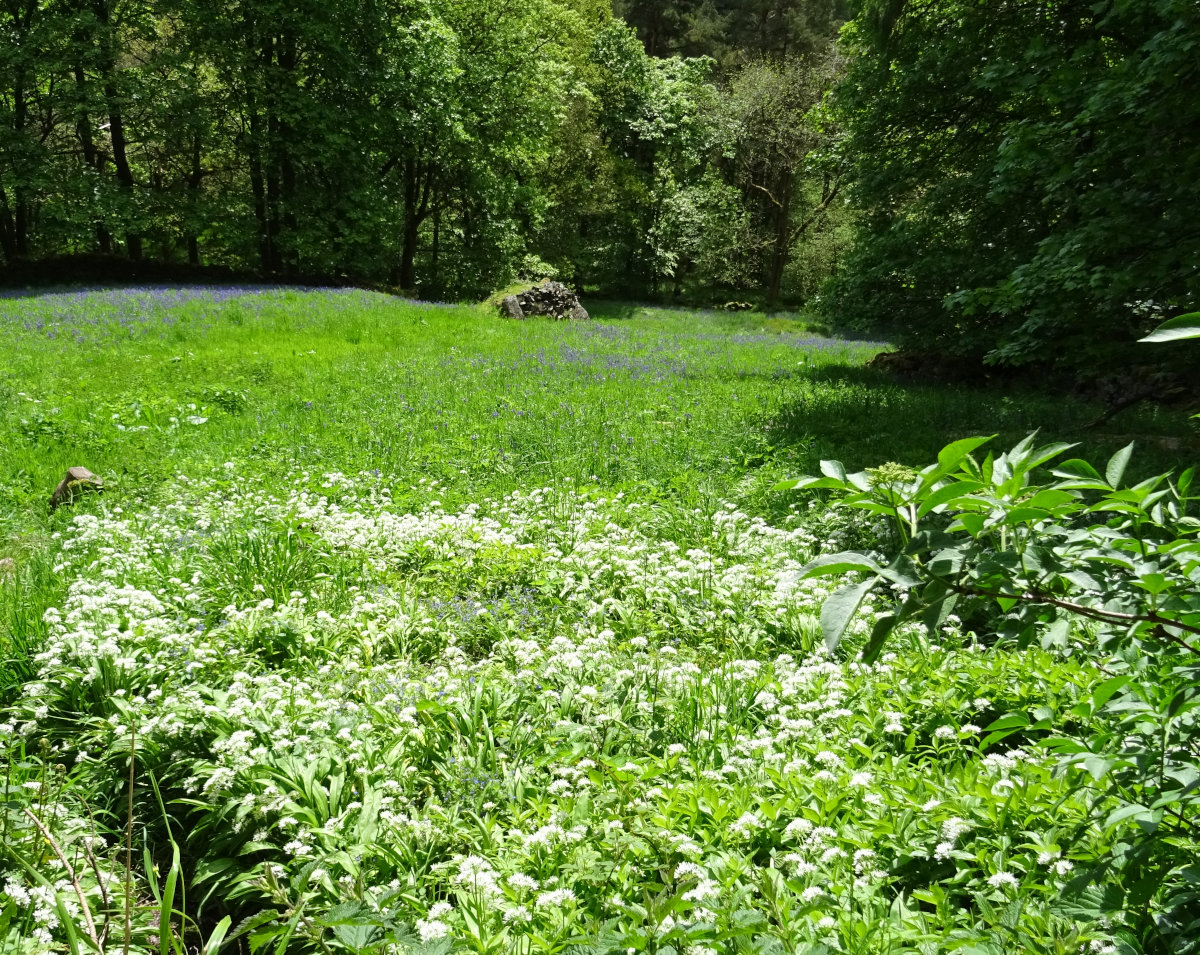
xmin=333 ymin=923 xmax=378 ymax=948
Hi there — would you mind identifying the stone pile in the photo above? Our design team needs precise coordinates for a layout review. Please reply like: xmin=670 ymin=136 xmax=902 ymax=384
xmin=500 ymin=282 xmax=588 ymax=321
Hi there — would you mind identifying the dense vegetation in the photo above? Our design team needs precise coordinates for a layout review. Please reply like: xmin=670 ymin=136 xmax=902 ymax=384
xmin=2 ymin=0 xmax=1199 ymax=952
xmin=0 ymin=0 xmax=850 ymax=305
xmin=1 ymin=289 xmax=1198 ymax=955
xmin=823 ymin=0 xmax=1200 ymax=371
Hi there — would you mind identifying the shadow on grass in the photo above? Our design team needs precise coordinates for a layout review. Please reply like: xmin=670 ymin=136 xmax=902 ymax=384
xmin=765 ymin=365 xmax=1199 ymax=478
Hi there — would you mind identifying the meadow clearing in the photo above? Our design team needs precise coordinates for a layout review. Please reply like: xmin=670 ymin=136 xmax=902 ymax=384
xmin=1 ymin=287 xmax=1197 ymax=955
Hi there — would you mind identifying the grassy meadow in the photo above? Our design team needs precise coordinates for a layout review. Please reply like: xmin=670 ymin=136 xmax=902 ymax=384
xmin=1 ymin=287 xmax=1197 ymax=955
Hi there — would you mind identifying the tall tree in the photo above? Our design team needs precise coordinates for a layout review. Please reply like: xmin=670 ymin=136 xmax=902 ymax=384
xmin=615 ymin=0 xmax=850 ymax=69
xmin=0 ymin=0 xmax=46 ymax=260
xmin=724 ymin=52 xmax=847 ymax=306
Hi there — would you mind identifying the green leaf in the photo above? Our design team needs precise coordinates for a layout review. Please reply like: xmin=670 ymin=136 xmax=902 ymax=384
xmin=819 ymin=459 xmax=847 ymax=482
xmin=159 ymin=843 xmax=181 ymax=955
xmin=820 ymin=576 xmax=880 ymax=652
xmin=202 ymin=917 xmax=232 ymax=955
xmin=774 ymin=474 xmax=851 ymax=492
xmin=1083 ymin=756 xmax=1116 ymax=781
xmin=915 ymin=480 xmax=984 ymax=519
xmin=860 ymin=613 xmax=897 ymax=664
xmin=981 ymin=712 xmax=1029 ymax=748
xmin=1106 ymin=442 xmax=1134 ymax=489
xmin=1137 ymin=312 xmax=1200 ymax=343
xmin=1051 ymin=458 xmax=1102 ymax=481
xmin=1041 ymin=617 xmax=1070 ymax=648
xmin=333 ymin=923 xmax=378 ymax=949
xmin=984 ymin=713 xmax=1030 ymax=732
xmin=937 ymin=434 xmax=997 ymax=470
xmin=1179 ymin=467 xmax=1194 ymax=500
xmin=799 ymin=552 xmax=883 ymax=579
xmin=1092 ymin=675 xmax=1131 ymax=711
xmin=1104 ymin=802 xmax=1157 ymax=830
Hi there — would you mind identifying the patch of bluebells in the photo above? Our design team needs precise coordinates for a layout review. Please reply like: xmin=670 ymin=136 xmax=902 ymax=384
xmin=0 ymin=285 xmax=410 ymax=344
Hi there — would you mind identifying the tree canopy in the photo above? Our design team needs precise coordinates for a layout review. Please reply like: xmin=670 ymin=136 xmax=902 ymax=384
xmin=822 ymin=0 xmax=1200 ymax=370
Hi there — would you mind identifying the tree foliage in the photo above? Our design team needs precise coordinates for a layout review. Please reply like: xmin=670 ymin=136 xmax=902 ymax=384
xmin=0 ymin=0 xmax=847 ymax=303
xmin=822 ymin=0 xmax=1200 ymax=369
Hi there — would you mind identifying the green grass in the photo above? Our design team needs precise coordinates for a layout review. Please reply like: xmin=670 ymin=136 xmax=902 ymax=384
xmin=1 ymin=287 xmax=1191 ymax=539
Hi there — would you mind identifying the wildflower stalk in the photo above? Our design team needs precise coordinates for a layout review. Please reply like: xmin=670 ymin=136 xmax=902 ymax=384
xmin=125 ymin=718 xmax=136 ymax=955
xmin=22 ymin=807 xmax=99 ymax=946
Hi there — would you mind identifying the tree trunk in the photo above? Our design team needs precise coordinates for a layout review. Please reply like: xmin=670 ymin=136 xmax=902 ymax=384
xmin=276 ymin=28 xmax=297 ymax=275
xmin=11 ymin=86 xmax=30 ymax=258
xmin=0 ymin=186 xmax=17 ymax=262
xmin=765 ymin=170 xmax=793 ymax=309
xmin=399 ymin=157 xmax=430 ymax=291
xmin=93 ymin=0 xmax=140 ymax=259
xmin=187 ymin=133 xmax=202 ymax=265
xmin=4 ymin=0 xmax=40 ymax=258
xmin=430 ymin=203 xmax=441 ymax=290
xmin=72 ymin=60 xmax=112 ymax=254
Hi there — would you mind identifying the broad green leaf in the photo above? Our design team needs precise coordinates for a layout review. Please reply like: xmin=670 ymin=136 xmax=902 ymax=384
xmin=1082 ymin=756 xmax=1116 ymax=781
xmin=949 ymin=512 xmax=987 ymax=536
xmin=773 ymin=475 xmax=848 ymax=492
xmin=936 ymin=434 xmax=993 ymax=472
xmin=1104 ymin=802 xmax=1158 ymax=830
xmin=916 ymin=480 xmax=984 ymax=519
xmin=1179 ymin=467 xmax=1194 ymax=499
xmin=819 ymin=459 xmax=848 ymax=482
xmin=921 ymin=590 xmax=958 ymax=634
xmin=1063 ymin=569 xmax=1102 ymax=592
xmin=1106 ymin=442 xmax=1134 ymax=489
xmin=1092 ymin=676 xmax=1132 ymax=711
xmin=1052 ymin=458 xmax=1103 ymax=481
xmin=1137 ymin=311 xmax=1200 ymax=342
xmin=984 ymin=713 xmax=1030 ymax=732
xmin=799 ymin=552 xmax=882 ymax=579
xmin=820 ymin=576 xmax=880 ymax=652
xmin=1029 ymin=442 xmax=1077 ymax=470
xmin=1039 ymin=736 xmax=1088 ymax=754
xmin=333 ymin=924 xmax=378 ymax=949
xmin=1041 ymin=617 xmax=1070 ymax=648
xmin=860 ymin=613 xmax=897 ymax=664
xmin=879 ymin=554 xmax=921 ymax=589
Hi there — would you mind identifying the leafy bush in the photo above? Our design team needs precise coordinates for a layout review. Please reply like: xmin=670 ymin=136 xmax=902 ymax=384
xmin=779 ymin=434 xmax=1200 ymax=952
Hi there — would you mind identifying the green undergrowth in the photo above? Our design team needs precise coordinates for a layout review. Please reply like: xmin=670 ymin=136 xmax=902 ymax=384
xmin=1 ymin=287 xmax=1197 ymax=955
